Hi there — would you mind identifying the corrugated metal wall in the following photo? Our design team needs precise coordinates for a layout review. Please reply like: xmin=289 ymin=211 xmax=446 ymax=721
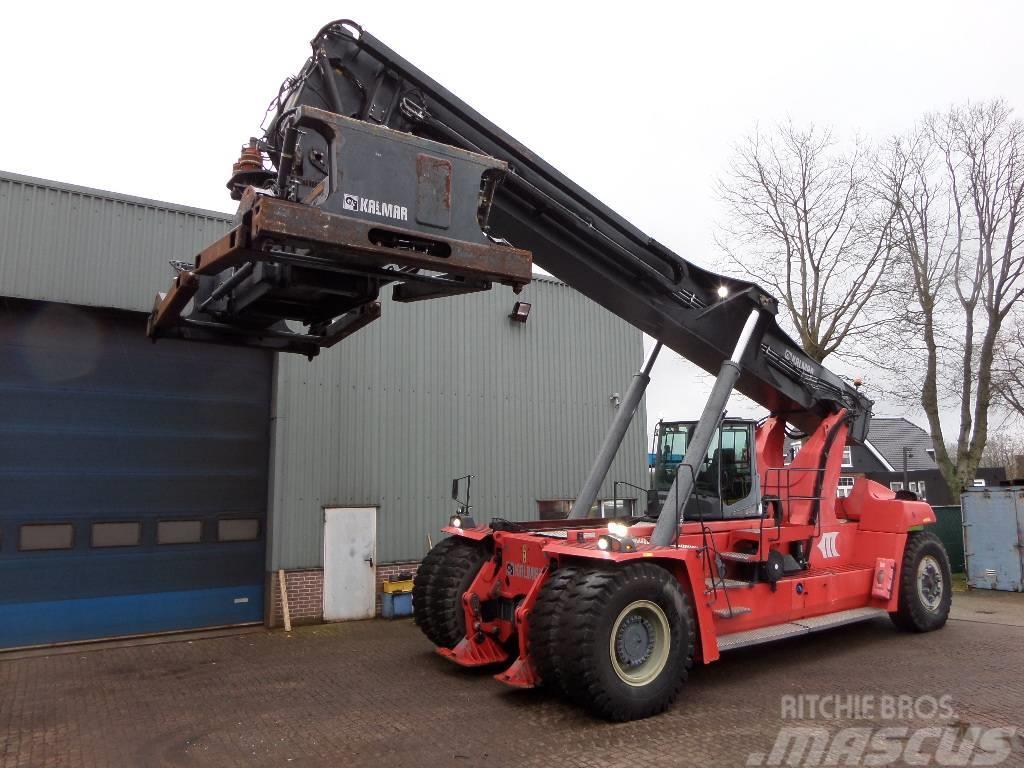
xmin=270 ymin=279 xmax=649 ymax=567
xmin=0 ymin=170 xmax=232 ymax=312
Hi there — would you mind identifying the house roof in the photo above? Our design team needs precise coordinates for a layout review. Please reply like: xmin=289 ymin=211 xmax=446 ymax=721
xmin=864 ymin=417 xmax=938 ymax=471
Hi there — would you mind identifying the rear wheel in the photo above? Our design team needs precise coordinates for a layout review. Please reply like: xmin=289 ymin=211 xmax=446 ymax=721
xmin=412 ymin=537 xmax=488 ymax=648
xmin=890 ymin=531 xmax=952 ymax=632
xmin=557 ymin=563 xmax=694 ymax=721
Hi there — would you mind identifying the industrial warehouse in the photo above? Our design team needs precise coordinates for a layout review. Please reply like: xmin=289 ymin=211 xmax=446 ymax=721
xmin=0 ymin=169 xmax=647 ymax=648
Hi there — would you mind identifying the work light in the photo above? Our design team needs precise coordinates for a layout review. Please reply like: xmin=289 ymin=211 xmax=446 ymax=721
xmin=598 ymin=521 xmax=637 ymax=552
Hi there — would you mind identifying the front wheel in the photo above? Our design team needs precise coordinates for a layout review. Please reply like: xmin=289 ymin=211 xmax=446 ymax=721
xmin=558 ymin=563 xmax=694 ymax=721
xmin=890 ymin=531 xmax=952 ymax=632
xmin=412 ymin=537 xmax=488 ymax=648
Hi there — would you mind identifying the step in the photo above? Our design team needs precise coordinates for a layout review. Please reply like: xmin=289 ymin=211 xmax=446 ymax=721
xmin=717 ymin=607 xmax=888 ymax=652
xmin=719 ymin=551 xmax=759 ymax=563
xmin=713 ymin=605 xmax=752 ymax=619
xmin=705 ymin=577 xmax=755 ymax=591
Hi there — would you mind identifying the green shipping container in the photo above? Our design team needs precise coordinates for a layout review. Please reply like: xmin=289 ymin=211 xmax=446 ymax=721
xmin=929 ymin=505 xmax=965 ymax=574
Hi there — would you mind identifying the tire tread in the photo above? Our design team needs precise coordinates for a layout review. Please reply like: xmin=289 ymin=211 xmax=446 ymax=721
xmin=527 ymin=566 xmax=580 ymax=692
xmin=412 ymin=537 xmax=488 ymax=648
xmin=890 ymin=531 xmax=952 ymax=633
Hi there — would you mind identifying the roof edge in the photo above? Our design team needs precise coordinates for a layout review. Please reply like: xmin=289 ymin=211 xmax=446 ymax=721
xmin=0 ymin=169 xmax=235 ymax=222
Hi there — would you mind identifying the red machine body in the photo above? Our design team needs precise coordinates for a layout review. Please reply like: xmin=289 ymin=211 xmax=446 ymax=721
xmin=438 ymin=412 xmax=935 ymax=687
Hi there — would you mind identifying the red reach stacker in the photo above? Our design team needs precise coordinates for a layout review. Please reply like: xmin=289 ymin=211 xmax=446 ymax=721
xmin=148 ymin=20 xmax=952 ymax=721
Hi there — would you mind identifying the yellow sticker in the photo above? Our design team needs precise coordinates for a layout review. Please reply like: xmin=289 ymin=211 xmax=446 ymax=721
xmin=642 ymin=552 xmax=653 ymax=557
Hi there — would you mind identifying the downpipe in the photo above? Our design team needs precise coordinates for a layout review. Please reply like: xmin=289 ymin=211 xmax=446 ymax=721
xmin=567 ymin=342 xmax=663 ymax=519
xmin=650 ymin=309 xmax=764 ymax=546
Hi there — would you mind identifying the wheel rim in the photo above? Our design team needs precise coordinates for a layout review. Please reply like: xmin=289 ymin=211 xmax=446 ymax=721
xmin=917 ymin=555 xmax=944 ymax=612
xmin=609 ymin=600 xmax=671 ymax=687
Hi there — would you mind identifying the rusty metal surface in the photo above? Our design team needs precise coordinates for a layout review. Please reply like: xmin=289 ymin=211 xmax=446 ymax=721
xmin=192 ymin=225 xmax=255 ymax=275
xmin=249 ymin=197 xmax=530 ymax=286
xmin=147 ymin=194 xmax=532 ymax=355
xmin=227 ymin=140 xmax=274 ymax=200
xmin=146 ymin=271 xmax=198 ymax=333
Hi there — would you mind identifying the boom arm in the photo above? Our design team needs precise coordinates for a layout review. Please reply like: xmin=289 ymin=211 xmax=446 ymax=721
xmin=147 ymin=20 xmax=872 ymax=442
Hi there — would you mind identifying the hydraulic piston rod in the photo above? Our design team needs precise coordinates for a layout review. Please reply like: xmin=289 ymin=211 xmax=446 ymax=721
xmin=650 ymin=309 xmax=763 ymax=546
xmin=568 ymin=342 xmax=663 ymax=520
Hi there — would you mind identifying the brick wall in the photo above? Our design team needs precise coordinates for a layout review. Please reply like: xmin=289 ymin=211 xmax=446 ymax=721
xmin=265 ymin=561 xmax=421 ymax=627
xmin=267 ymin=569 xmax=324 ymax=628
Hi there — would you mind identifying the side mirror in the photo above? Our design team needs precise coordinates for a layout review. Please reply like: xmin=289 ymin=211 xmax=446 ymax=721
xmin=450 ymin=474 xmax=473 ymax=513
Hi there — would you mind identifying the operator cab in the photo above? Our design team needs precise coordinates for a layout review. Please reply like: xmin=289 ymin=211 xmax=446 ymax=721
xmin=649 ymin=418 xmax=760 ymax=520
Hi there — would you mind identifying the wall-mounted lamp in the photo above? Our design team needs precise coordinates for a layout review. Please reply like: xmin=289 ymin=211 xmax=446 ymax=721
xmin=510 ymin=301 xmax=531 ymax=323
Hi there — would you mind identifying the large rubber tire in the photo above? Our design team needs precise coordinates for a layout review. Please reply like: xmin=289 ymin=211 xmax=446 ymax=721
xmin=412 ymin=537 xmax=488 ymax=648
xmin=527 ymin=565 xmax=580 ymax=692
xmin=890 ymin=531 xmax=952 ymax=632
xmin=412 ymin=538 xmax=454 ymax=645
xmin=557 ymin=563 xmax=695 ymax=721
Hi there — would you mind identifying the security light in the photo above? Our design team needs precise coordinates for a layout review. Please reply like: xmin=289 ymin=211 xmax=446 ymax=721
xmin=510 ymin=301 xmax=531 ymax=323
xmin=717 ymin=286 xmax=729 ymax=298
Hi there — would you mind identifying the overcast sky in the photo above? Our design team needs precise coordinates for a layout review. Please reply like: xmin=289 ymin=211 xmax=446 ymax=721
xmin=2 ymin=1 xmax=1020 ymax=441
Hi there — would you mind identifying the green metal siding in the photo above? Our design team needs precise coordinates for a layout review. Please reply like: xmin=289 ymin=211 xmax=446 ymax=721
xmin=0 ymin=170 xmax=232 ymax=313
xmin=269 ymin=278 xmax=649 ymax=567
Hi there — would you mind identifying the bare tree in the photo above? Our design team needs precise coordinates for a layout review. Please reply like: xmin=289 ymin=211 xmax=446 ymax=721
xmin=717 ymin=122 xmax=897 ymax=363
xmin=994 ymin=320 xmax=1024 ymax=418
xmin=876 ymin=100 xmax=1024 ymax=494
xmin=979 ymin=427 xmax=1024 ymax=480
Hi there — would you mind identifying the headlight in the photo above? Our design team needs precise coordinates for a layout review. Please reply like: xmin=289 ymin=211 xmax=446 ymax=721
xmin=448 ymin=514 xmax=475 ymax=529
xmin=607 ymin=521 xmax=630 ymax=537
xmin=597 ymin=533 xmax=637 ymax=553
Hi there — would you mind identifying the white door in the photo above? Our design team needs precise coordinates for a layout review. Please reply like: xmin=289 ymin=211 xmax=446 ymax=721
xmin=323 ymin=507 xmax=377 ymax=620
